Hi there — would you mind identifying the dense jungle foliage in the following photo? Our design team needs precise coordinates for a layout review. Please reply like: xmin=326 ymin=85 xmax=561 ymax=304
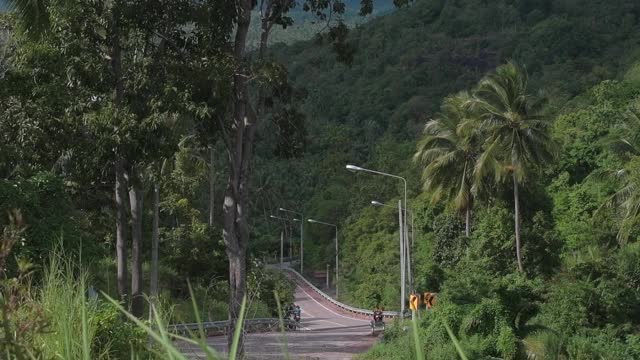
xmin=2 ymin=0 xmax=640 ymax=358
xmin=263 ymin=0 xmax=640 ymax=358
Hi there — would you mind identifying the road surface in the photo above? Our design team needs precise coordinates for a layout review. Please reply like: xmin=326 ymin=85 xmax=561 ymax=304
xmin=179 ymin=275 xmax=379 ymax=359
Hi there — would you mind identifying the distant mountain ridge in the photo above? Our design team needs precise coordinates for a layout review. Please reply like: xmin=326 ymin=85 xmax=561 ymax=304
xmin=0 ymin=0 xmax=394 ymax=16
xmin=248 ymin=0 xmax=398 ymax=48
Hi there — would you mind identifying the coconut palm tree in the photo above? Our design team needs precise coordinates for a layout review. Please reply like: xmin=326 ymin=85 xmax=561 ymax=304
xmin=598 ymin=103 xmax=640 ymax=243
xmin=414 ymin=91 xmax=482 ymax=237
xmin=472 ymin=62 xmax=555 ymax=272
xmin=5 ymin=1 xmax=45 ymax=28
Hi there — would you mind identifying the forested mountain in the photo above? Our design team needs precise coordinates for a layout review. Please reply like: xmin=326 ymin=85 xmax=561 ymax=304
xmin=2 ymin=0 xmax=640 ymax=358
xmin=263 ymin=0 xmax=640 ymax=266
xmin=248 ymin=0 xmax=395 ymax=47
xmin=254 ymin=0 xmax=640 ymax=357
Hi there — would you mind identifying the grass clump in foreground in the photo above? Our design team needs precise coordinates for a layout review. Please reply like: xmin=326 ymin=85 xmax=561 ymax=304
xmin=0 ymin=248 xmax=253 ymax=359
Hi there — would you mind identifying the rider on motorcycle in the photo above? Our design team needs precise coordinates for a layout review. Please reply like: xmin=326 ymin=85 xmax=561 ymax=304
xmin=372 ymin=306 xmax=384 ymax=323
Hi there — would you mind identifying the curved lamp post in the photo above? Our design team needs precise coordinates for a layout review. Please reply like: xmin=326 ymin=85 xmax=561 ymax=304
xmin=307 ymin=218 xmax=339 ymax=298
xmin=270 ymin=215 xmax=297 ymax=266
xmin=347 ymin=164 xmax=408 ymax=313
xmin=279 ymin=208 xmax=304 ymax=274
xmin=371 ymin=200 xmax=415 ymax=293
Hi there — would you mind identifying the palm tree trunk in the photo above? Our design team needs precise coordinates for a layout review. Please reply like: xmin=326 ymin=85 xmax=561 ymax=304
xmin=149 ymin=184 xmax=160 ymax=321
xmin=115 ymin=159 xmax=128 ymax=302
xmin=209 ymin=144 xmax=215 ymax=227
xmin=465 ymin=206 xmax=471 ymax=237
xmin=513 ymin=173 xmax=524 ymax=272
xmin=129 ymin=182 xmax=144 ymax=317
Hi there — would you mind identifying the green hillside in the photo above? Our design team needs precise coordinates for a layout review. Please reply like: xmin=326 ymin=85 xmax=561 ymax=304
xmin=2 ymin=0 xmax=640 ymax=358
xmin=259 ymin=1 xmax=640 ymax=358
xmin=264 ymin=0 xmax=640 ymax=264
xmin=274 ymin=0 xmax=640 ymax=141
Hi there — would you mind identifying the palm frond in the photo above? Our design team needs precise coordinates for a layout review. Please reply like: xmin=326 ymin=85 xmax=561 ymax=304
xmin=7 ymin=0 xmax=50 ymax=38
xmin=415 ymin=91 xmax=482 ymax=214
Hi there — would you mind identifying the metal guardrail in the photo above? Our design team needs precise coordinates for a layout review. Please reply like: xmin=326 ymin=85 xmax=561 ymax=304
xmin=169 ymin=263 xmax=401 ymax=337
xmin=169 ymin=318 xmax=297 ymax=335
xmin=282 ymin=267 xmax=402 ymax=318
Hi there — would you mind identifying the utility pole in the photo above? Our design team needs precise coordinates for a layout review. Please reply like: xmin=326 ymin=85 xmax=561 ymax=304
xmin=326 ymin=264 xmax=330 ymax=289
xmin=398 ymin=200 xmax=405 ymax=314
xmin=308 ymin=219 xmax=338 ymax=298
xmin=279 ymin=208 xmax=304 ymax=274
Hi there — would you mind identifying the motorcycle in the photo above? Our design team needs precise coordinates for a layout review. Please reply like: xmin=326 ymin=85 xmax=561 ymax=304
xmin=293 ymin=306 xmax=301 ymax=323
xmin=285 ymin=305 xmax=301 ymax=330
xmin=370 ymin=310 xmax=385 ymax=336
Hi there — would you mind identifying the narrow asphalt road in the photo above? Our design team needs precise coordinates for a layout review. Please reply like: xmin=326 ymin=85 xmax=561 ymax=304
xmin=179 ymin=275 xmax=380 ymax=359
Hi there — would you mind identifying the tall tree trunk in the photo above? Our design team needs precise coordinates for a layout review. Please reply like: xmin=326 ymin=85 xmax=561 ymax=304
xmin=223 ymin=0 xmax=275 ymax=353
xmin=129 ymin=182 xmax=144 ymax=317
xmin=111 ymin=2 xmax=128 ymax=303
xmin=209 ymin=144 xmax=215 ymax=227
xmin=115 ymin=159 xmax=128 ymax=302
xmin=149 ymin=184 xmax=160 ymax=321
xmin=513 ymin=173 xmax=524 ymax=272
xmin=224 ymin=0 xmax=253 ymax=353
xmin=223 ymin=179 xmax=249 ymax=352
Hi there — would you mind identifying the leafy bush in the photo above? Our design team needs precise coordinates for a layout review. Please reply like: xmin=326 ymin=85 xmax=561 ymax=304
xmin=92 ymin=301 xmax=147 ymax=358
xmin=0 ymin=173 xmax=95 ymax=275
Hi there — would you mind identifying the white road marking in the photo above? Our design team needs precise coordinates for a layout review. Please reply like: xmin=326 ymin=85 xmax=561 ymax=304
xmin=302 ymin=317 xmax=347 ymax=328
xmin=296 ymin=284 xmax=369 ymax=324
xmin=300 ymin=299 xmax=350 ymax=328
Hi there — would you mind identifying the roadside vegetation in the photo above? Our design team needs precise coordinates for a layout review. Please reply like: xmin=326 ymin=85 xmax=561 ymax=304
xmin=2 ymin=0 xmax=640 ymax=359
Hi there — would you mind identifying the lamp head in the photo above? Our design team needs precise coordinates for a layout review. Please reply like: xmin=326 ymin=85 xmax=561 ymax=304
xmin=278 ymin=207 xmax=286 ymax=211
xmin=307 ymin=219 xmax=317 ymax=223
xmin=293 ymin=218 xmax=301 ymax=222
xmin=371 ymin=200 xmax=384 ymax=207
xmin=346 ymin=164 xmax=363 ymax=172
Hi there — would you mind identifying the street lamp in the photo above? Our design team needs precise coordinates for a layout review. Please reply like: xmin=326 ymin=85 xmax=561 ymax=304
xmin=347 ymin=164 xmax=408 ymax=313
xmin=371 ymin=200 xmax=415 ymax=293
xmin=307 ymin=218 xmax=339 ymax=298
xmin=270 ymin=215 xmax=295 ymax=266
xmin=279 ymin=208 xmax=304 ymax=274
xmin=346 ymin=164 xmax=364 ymax=172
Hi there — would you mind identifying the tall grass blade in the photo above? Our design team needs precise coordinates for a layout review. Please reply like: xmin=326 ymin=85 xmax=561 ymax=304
xmin=102 ymin=292 xmax=188 ymax=360
xmin=411 ymin=311 xmax=424 ymax=360
xmin=228 ymin=295 xmax=248 ymax=360
xmin=274 ymin=290 xmax=290 ymax=360
xmin=187 ymin=281 xmax=219 ymax=359
xmin=150 ymin=296 xmax=178 ymax=360
xmin=81 ymin=280 xmax=91 ymax=360
xmin=444 ymin=321 xmax=468 ymax=360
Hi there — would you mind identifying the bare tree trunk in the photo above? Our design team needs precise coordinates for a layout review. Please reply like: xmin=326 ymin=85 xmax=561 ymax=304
xmin=513 ymin=173 xmax=523 ymax=272
xmin=129 ymin=182 xmax=144 ymax=317
xmin=209 ymin=144 xmax=215 ymax=227
xmin=115 ymin=159 xmax=128 ymax=302
xmin=149 ymin=184 xmax=160 ymax=321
